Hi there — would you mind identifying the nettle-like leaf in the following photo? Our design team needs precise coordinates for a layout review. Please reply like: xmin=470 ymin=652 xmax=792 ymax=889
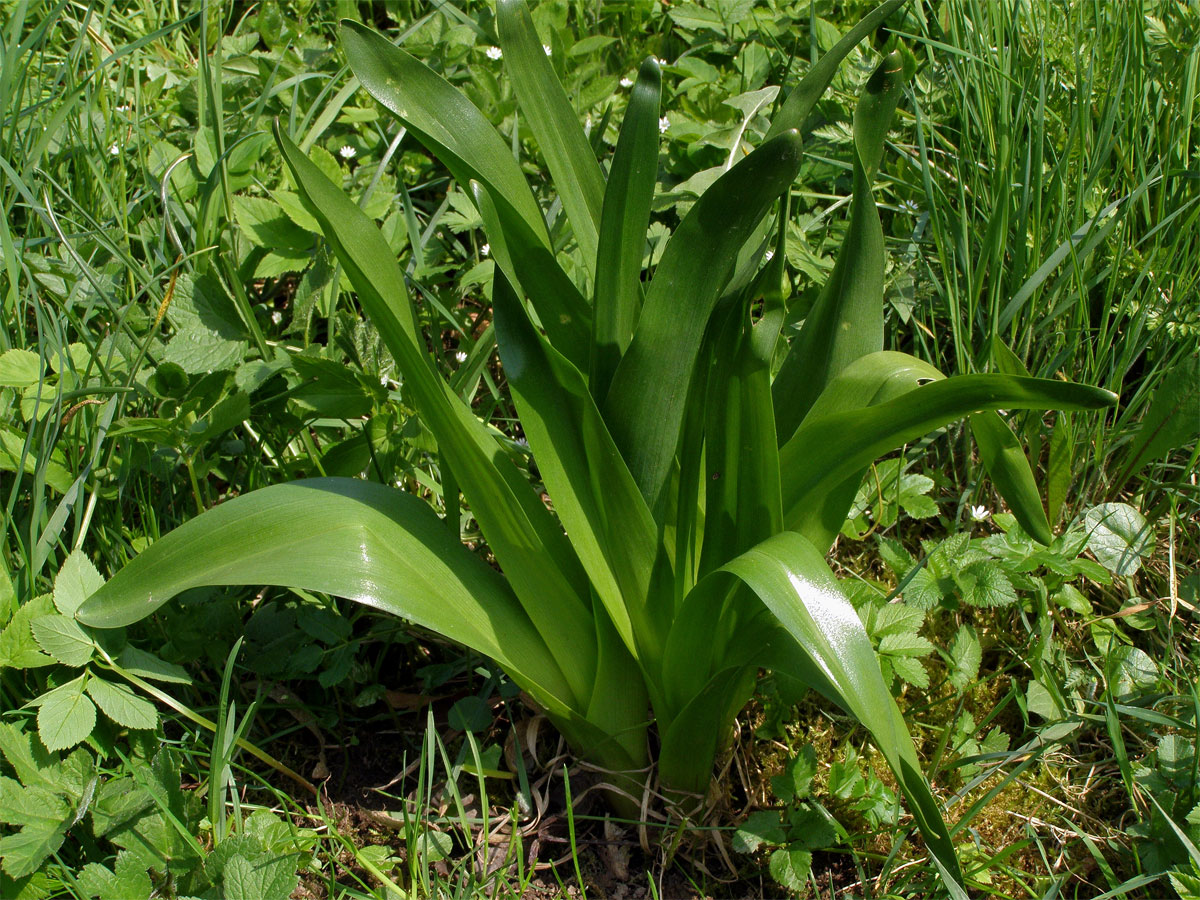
xmin=36 ymin=675 xmax=96 ymax=752
xmin=0 ymin=723 xmax=96 ymax=879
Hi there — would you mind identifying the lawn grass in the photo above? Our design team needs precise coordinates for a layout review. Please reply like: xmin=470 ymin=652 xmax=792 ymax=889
xmin=2 ymin=1 xmax=1197 ymax=898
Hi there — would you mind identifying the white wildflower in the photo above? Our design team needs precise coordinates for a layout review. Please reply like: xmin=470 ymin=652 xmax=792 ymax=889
xmin=109 ymin=143 xmax=119 ymax=155
xmin=454 ymin=350 xmax=468 ymax=364
xmin=620 ymin=77 xmax=633 ymax=88
xmin=970 ymin=504 xmax=991 ymax=522
xmin=764 ymin=248 xmax=775 ymax=262
xmin=480 ymin=243 xmax=490 ymax=257
xmin=339 ymin=145 xmax=356 ymax=160
xmin=658 ymin=115 xmax=670 ymax=134
xmin=543 ymin=44 xmax=552 ymax=56
xmin=486 ymin=46 xmax=502 ymax=60
xmin=115 ymin=104 xmax=130 ymax=112
xmin=270 ymin=310 xmax=282 ymax=325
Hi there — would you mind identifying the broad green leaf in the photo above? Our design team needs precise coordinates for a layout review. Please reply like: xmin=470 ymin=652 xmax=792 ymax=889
xmin=699 ymin=300 xmax=782 ymax=578
xmin=86 ymin=678 xmax=158 ymax=731
xmin=772 ymin=53 xmax=904 ymax=443
xmin=53 ymin=550 xmax=104 ymax=616
xmin=1047 ymin=414 xmax=1073 ymax=526
xmin=592 ymin=56 xmax=661 ymax=398
xmin=604 ymin=130 xmax=804 ymax=513
xmin=969 ymin=411 xmax=1053 ymax=544
xmin=30 ymin=614 xmax=94 ymax=667
xmin=1083 ymin=502 xmax=1154 ymax=576
xmin=732 ymin=810 xmax=786 ymax=853
xmin=276 ymin=127 xmax=598 ymax=707
xmin=497 ymin=0 xmax=605 ymax=272
xmin=765 ymin=0 xmax=908 ymax=140
xmin=720 ymin=533 xmax=965 ymax=894
xmin=77 ymin=479 xmax=580 ymax=717
xmin=782 ymin=373 xmax=1117 ymax=541
xmin=37 ymin=675 xmax=96 ymax=752
xmin=470 ymin=183 xmax=592 ymax=371
xmin=340 ymin=22 xmax=548 ymax=248
xmin=0 ymin=723 xmax=57 ymax=789
xmin=492 ymin=272 xmax=662 ymax=666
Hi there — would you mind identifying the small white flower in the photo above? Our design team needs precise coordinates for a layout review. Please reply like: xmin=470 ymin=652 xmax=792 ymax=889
xmin=480 ymin=243 xmax=490 ymax=257
xmin=454 ymin=350 xmax=468 ymax=364
xmin=970 ymin=504 xmax=991 ymax=522
xmin=109 ymin=143 xmax=119 ymax=155
xmin=270 ymin=310 xmax=282 ymax=325
xmin=764 ymin=248 xmax=775 ymax=262
xmin=658 ymin=115 xmax=670 ymax=134
xmin=585 ymin=114 xmax=592 ymax=130
xmin=339 ymin=145 xmax=356 ymax=159
xmin=542 ymin=44 xmax=552 ymax=56
xmin=654 ymin=56 xmax=667 ymax=67
xmin=486 ymin=45 xmax=502 ymax=60
xmin=901 ymin=199 xmax=919 ymax=214
xmin=620 ymin=77 xmax=633 ymax=88
xmin=115 ymin=104 xmax=130 ymax=112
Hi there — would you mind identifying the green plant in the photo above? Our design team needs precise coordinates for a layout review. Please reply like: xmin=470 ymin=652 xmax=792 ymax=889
xmin=75 ymin=2 xmax=1118 ymax=892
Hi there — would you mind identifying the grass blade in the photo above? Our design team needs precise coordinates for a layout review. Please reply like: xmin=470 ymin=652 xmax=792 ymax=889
xmin=969 ymin=411 xmax=1054 ymax=544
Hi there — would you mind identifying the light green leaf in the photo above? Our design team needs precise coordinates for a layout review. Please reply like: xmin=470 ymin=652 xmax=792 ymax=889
xmin=954 ymin=561 xmax=1016 ymax=608
xmin=769 ymin=846 xmax=813 ymax=892
xmin=30 ymin=615 xmax=95 ymax=666
xmin=86 ymin=678 xmax=158 ymax=731
xmin=53 ymin=550 xmax=104 ymax=616
xmin=222 ymin=850 xmax=297 ymax=900
xmin=0 ymin=595 xmax=56 ymax=669
xmin=0 ymin=349 xmax=41 ymax=388
xmin=36 ymin=675 xmax=96 ymax=752
xmin=732 ymin=810 xmax=784 ymax=853
xmin=948 ymin=625 xmax=982 ymax=691
xmin=878 ymin=632 xmax=934 ymax=657
xmin=1083 ymin=502 xmax=1154 ymax=576
xmin=0 ymin=821 xmax=66 ymax=880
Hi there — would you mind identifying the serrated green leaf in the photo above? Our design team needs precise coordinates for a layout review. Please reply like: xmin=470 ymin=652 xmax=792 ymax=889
xmin=0 ymin=595 xmax=56 ymax=669
xmin=947 ymin=625 xmax=981 ymax=691
xmin=890 ymin=656 xmax=930 ymax=688
xmin=870 ymin=602 xmax=925 ymax=639
xmin=732 ymin=809 xmax=785 ymax=853
xmin=86 ymin=679 xmax=158 ymax=731
xmin=221 ymin=849 xmax=298 ymax=900
xmin=0 ymin=823 xmax=65 ymax=880
xmin=1083 ymin=502 xmax=1154 ymax=576
xmin=769 ymin=845 xmax=813 ymax=891
xmin=36 ymin=676 xmax=96 ymax=752
xmin=0 ymin=349 xmax=41 ymax=388
xmin=30 ymin=615 xmax=95 ymax=666
xmin=53 ymin=551 xmax=104 ymax=616
xmin=0 ymin=723 xmax=57 ymax=789
xmin=0 ymin=778 xmax=70 ymax=829
xmin=878 ymin=631 xmax=934 ymax=657
xmin=954 ymin=561 xmax=1017 ymax=608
